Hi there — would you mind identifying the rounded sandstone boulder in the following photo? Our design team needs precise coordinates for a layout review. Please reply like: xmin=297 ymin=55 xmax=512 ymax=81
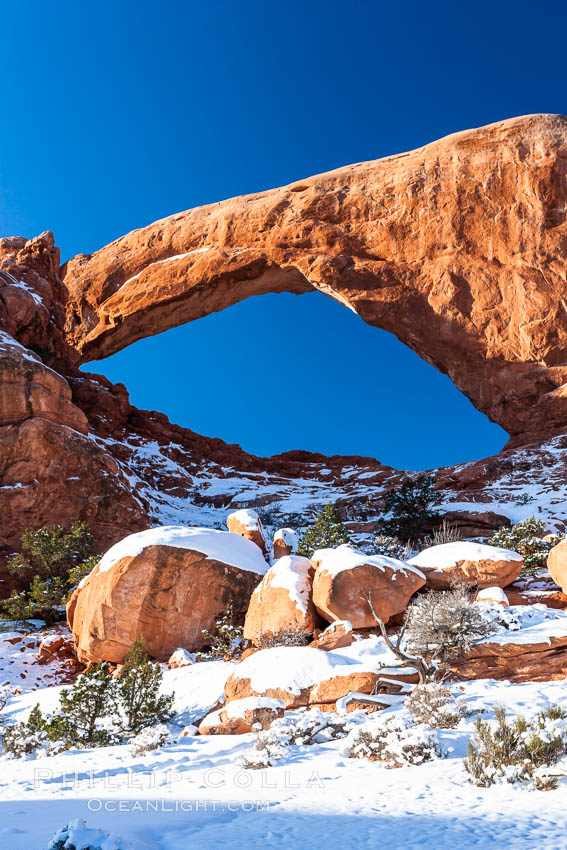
xmin=273 ymin=528 xmax=299 ymax=559
xmin=68 ymin=526 xmax=268 ymax=664
xmin=408 ymin=541 xmax=523 ymax=590
xmin=227 ymin=508 xmax=267 ymax=555
xmin=548 ymin=539 xmax=567 ymax=594
xmin=312 ymin=544 xmax=426 ymax=627
xmin=244 ymin=555 xmax=319 ymax=645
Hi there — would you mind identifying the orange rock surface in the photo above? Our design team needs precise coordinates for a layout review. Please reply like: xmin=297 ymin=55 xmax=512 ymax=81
xmin=63 ymin=115 xmax=567 ymax=446
xmin=69 ymin=543 xmax=260 ymax=664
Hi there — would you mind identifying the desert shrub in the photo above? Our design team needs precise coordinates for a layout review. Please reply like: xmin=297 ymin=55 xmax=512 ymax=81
xmin=242 ymin=709 xmax=362 ymax=769
xmin=464 ymin=705 xmax=567 ymax=790
xmin=380 ymin=475 xmax=442 ymax=542
xmin=420 ymin=519 xmax=461 ymax=549
xmin=405 ymin=584 xmax=495 ymax=669
xmin=130 ymin=723 xmax=172 ymax=756
xmin=0 ymin=684 xmax=10 ymax=715
xmin=489 ymin=516 xmax=555 ymax=574
xmin=1 ymin=522 xmax=99 ymax=624
xmin=406 ymin=683 xmax=465 ymax=729
xmin=48 ymin=818 xmax=129 ymax=850
xmin=344 ymin=714 xmax=446 ymax=766
xmin=256 ymin=627 xmax=311 ymax=649
xmin=372 ymin=534 xmax=413 ymax=560
xmin=1 ymin=704 xmax=54 ymax=758
xmin=297 ymin=503 xmax=350 ymax=557
xmin=113 ymin=637 xmax=174 ymax=733
xmin=197 ymin=601 xmax=244 ymax=659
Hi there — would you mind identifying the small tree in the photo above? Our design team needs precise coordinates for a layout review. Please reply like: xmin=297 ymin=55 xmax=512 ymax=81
xmin=1 ymin=576 xmax=69 ymax=626
xmin=114 ymin=637 xmax=174 ymax=733
xmin=297 ymin=503 xmax=350 ymax=557
xmin=490 ymin=516 xmax=554 ymax=574
xmin=1 ymin=522 xmax=99 ymax=624
xmin=53 ymin=664 xmax=116 ymax=747
xmin=197 ymin=601 xmax=244 ymax=659
xmin=380 ymin=475 xmax=442 ymax=542
xmin=404 ymin=583 xmax=495 ymax=668
xmin=7 ymin=522 xmax=95 ymax=580
xmin=2 ymin=704 xmax=51 ymax=757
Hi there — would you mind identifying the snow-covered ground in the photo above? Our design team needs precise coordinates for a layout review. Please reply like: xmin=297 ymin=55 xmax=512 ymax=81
xmin=2 ymin=646 xmax=567 ymax=849
xmin=88 ymin=430 xmax=567 ymax=553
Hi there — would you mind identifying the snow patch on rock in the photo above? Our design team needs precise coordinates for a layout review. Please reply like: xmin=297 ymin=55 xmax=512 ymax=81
xmin=97 ymin=525 xmax=270 ymax=575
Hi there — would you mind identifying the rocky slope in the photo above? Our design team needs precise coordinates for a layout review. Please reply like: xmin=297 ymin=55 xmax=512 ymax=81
xmin=2 ymin=115 xmax=567 ymax=594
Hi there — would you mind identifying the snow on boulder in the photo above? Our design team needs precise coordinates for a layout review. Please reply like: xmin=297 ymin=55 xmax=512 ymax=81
xmin=547 ymin=539 xmax=567 ymax=594
xmin=244 ymin=555 xmax=319 ymax=645
xmin=168 ymin=648 xmax=196 ymax=669
xmin=312 ymin=544 xmax=426 ymax=627
xmin=408 ymin=541 xmax=522 ymax=590
xmin=273 ymin=527 xmax=299 ymax=558
xmin=68 ymin=526 xmax=268 ymax=665
xmin=225 ymin=639 xmax=403 ymax=708
xmin=227 ymin=508 xmax=267 ymax=555
xmin=476 ymin=587 xmax=509 ymax=607
xmin=199 ymin=696 xmax=285 ymax=735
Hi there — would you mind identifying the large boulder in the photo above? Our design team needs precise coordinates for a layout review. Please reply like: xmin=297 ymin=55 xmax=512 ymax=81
xmin=311 ymin=544 xmax=425 ymax=627
xmin=244 ymin=555 xmax=319 ymax=645
xmin=547 ymin=539 xmax=567 ymax=594
xmin=224 ymin=640 xmax=408 ymax=709
xmin=408 ymin=542 xmax=523 ymax=590
xmin=227 ymin=508 xmax=267 ymax=555
xmin=68 ymin=526 xmax=268 ymax=664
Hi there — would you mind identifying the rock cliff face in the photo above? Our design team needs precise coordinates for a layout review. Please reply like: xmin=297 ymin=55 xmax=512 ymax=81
xmin=63 ymin=114 xmax=567 ymax=446
xmin=2 ymin=115 xmax=567 ymax=593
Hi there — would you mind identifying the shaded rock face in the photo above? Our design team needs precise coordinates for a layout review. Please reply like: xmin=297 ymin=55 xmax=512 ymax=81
xmin=69 ymin=543 xmax=260 ymax=664
xmin=63 ymin=114 xmax=567 ymax=446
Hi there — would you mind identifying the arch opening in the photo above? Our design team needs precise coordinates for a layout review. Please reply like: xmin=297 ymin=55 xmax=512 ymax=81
xmin=82 ymin=291 xmax=507 ymax=471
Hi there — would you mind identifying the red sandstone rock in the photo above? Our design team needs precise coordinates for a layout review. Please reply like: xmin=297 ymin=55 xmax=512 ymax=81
xmin=244 ymin=555 xmax=319 ymax=645
xmin=199 ymin=697 xmax=285 ymax=735
xmin=547 ymin=539 xmax=567 ymax=593
xmin=227 ymin=508 xmax=267 ymax=554
xmin=63 ymin=115 xmax=567 ymax=447
xmin=312 ymin=545 xmax=425 ymax=627
xmin=408 ymin=542 xmax=523 ymax=590
xmin=273 ymin=528 xmax=299 ymax=558
xmin=69 ymin=529 xmax=266 ymax=664
xmin=309 ymin=620 xmax=353 ymax=651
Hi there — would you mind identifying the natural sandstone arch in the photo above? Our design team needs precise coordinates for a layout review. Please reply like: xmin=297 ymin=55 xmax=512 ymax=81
xmin=62 ymin=114 xmax=567 ymax=446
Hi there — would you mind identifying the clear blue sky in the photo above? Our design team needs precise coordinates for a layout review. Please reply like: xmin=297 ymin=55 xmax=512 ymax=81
xmin=2 ymin=1 xmax=565 ymax=469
